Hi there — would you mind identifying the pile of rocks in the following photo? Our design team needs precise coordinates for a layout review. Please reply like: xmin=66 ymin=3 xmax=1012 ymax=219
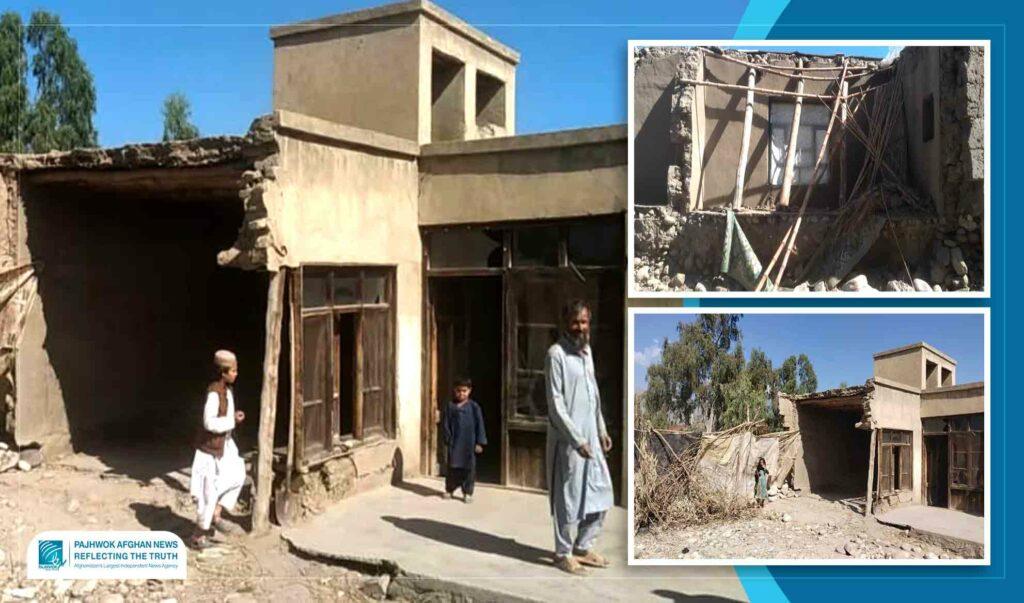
xmin=928 ymin=213 xmax=982 ymax=292
xmin=836 ymin=534 xmax=957 ymax=560
xmin=767 ymin=483 xmax=801 ymax=503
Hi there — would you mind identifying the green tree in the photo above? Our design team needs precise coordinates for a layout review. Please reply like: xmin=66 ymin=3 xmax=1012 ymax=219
xmin=777 ymin=353 xmax=818 ymax=394
xmin=161 ymin=92 xmax=199 ymax=141
xmin=0 ymin=12 xmax=28 ymax=152
xmin=24 ymin=10 xmax=97 ymax=152
xmin=645 ymin=314 xmax=743 ymax=432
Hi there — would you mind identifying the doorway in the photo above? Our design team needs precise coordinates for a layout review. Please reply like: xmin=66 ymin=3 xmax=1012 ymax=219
xmin=925 ymin=434 xmax=949 ymax=508
xmin=430 ymin=276 xmax=503 ymax=483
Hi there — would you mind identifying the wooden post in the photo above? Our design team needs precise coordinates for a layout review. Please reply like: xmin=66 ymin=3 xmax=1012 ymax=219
xmin=252 ymin=269 xmax=286 ymax=534
xmin=732 ymin=67 xmax=757 ymax=210
xmin=773 ymin=61 xmax=849 ymax=290
xmin=778 ymin=59 xmax=804 ymax=208
xmin=839 ymin=80 xmax=849 ymax=205
xmin=865 ymin=428 xmax=877 ymax=516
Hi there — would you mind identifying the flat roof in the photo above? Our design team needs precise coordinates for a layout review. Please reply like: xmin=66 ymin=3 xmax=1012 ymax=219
xmin=789 ymin=383 xmax=872 ymax=402
xmin=420 ymin=124 xmax=626 ymax=157
xmin=270 ymin=0 xmax=520 ymax=65
xmin=873 ymin=341 xmax=957 ymax=365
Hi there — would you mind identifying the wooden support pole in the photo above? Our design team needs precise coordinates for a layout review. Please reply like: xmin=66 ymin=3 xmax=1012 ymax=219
xmin=839 ymin=80 xmax=849 ymax=205
xmin=778 ymin=59 xmax=804 ymax=208
xmin=772 ymin=61 xmax=849 ymax=290
xmin=252 ymin=269 xmax=286 ymax=534
xmin=865 ymin=428 xmax=877 ymax=516
xmin=732 ymin=67 xmax=756 ymax=210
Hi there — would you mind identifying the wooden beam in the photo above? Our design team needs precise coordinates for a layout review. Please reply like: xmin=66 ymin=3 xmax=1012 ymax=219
xmin=677 ymin=77 xmax=840 ymax=101
xmin=778 ymin=60 xmax=804 ymax=208
xmin=773 ymin=60 xmax=850 ymax=289
xmin=252 ymin=268 xmax=286 ymax=534
xmin=732 ymin=68 xmax=757 ymax=210
xmin=839 ymin=80 xmax=849 ymax=205
xmin=709 ymin=52 xmax=881 ymax=81
xmin=865 ymin=428 xmax=877 ymax=516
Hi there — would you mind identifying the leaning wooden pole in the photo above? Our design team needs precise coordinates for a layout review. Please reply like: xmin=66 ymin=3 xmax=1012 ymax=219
xmin=772 ymin=61 xmax=849 ymax=289
xmin=778 ymin=59 xmax=805 ymax=208
xmin=732 ymin=67 xmax=757 ymax=210
xmin=252 ymin=269 xmax=286 ymax=534
xmin=865 ymin=428 xmax=877 ymax=516
xmin=839 ymin=80 xmax=849 ymax=205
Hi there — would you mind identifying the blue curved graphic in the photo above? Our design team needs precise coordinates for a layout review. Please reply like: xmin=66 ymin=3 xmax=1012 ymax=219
xmin=735 ymin=0 xmax=792 ymax=40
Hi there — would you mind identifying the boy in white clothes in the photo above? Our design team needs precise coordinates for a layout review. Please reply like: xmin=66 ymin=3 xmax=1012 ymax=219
xmin=189 ymin=350 xmax=246 ymax=548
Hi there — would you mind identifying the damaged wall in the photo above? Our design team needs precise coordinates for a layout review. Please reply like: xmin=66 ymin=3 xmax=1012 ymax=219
xmin=870 ymin=378 xmax=924 ymax=504
xmin=633 ymin=48 xmax=687 ymax=207
xmin=272 ymin=113 xmax=423 ymax=477
xmin=15 ymin=182 xmax=269 ymax=454
xmin=900 ymin=45 xmax=985 ymax=223
xmin=788 ymin=404 xmax=871 ymax=495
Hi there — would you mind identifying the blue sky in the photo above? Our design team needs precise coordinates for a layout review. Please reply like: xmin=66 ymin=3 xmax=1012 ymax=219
xmin=2 ymin=1 xmax=888 ymax=147
xmin=633 ymin=313 xmax=986 ymax=391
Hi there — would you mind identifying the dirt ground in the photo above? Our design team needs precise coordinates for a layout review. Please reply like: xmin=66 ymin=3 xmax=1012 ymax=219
xmin=0 ymin=450 xmax=404 ymax=603
xmin=634 ymin=490 xmax=972 ymax=561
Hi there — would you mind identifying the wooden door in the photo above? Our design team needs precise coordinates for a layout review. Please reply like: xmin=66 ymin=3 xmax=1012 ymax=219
xmin=505 ymin=268 xmax=624 ymax=496
xmin=301 ymin=313 xmax=332 ymax=456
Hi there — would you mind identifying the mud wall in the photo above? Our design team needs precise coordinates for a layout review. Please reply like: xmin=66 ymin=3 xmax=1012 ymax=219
xmin=16 ymin=184 xmax=267 ymax=454
xmin=870 ymin=379 xmax=924 ymax=504
xmin=274 ymin=124 xmax=422 ymax=477
xmin=633 ymin=49 xmax=686 ymax=206
xmin=792 ymin=406 xmax=870 ymax=495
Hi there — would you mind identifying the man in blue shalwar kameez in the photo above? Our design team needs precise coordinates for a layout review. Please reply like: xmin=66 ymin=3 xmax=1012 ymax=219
xmin=545 ymin=300 xmax=614 ymax=575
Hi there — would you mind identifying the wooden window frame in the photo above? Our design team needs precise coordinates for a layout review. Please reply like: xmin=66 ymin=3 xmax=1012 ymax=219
xmin=292 ymin=265 xmax=397 ymax=469
xmin=878 ymin=429 xmax=913 ymax=496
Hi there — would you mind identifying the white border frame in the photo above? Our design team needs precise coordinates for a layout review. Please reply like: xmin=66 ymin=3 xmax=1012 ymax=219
xmin=626 ymin=307 xmax=991 ymax=566
xmin=627 ymin=40 xmax=992 ymax=299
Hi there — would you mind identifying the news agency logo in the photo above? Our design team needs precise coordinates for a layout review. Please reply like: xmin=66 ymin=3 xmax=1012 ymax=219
xmin=38 ymin=540 xmax=66 ymax=571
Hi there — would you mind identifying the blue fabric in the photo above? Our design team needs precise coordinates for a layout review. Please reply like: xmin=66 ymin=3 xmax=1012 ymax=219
xmin=442 ymin=399 xmax=487 ymax=470
xmin=755 ymin=467 xmax=769 ymax=500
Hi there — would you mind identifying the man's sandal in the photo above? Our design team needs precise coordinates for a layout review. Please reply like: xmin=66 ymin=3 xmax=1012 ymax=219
xmin=554 ymin=555 xmax=589 ymax=575
xmin=574 ymin=550 xmax=610 ymax=568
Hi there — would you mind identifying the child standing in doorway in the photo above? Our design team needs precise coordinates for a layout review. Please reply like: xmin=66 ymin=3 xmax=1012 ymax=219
xmin=442 ymin=377 xmax=487 ymax=503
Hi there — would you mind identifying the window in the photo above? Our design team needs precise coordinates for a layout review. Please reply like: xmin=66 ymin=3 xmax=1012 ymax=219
xmin=431 ymin=50 xmax=466 ymax=142
xmin=926 ymin=360 xmax=939 ymax=388
xmin=878 ymin=429 xmax=913 ymax=496
xmin=428 ymin=229 xmax=504 ymax=270
xmin=941 ymin=367 xmax=953 ymax=387
xmin=296 ymin=266 xmax=395 ymax=461
xmin=769 ymin=101 xmax=831 ymax=186
xmin=567 ymin=220 xmax=624 ymax=267
xmin=922 ymin=94 xmax=935 ymax=143
xmin=513 ymin=226 xmax=561 ymax=267
xmin=475 ymin=70 xmax=506 ymax=135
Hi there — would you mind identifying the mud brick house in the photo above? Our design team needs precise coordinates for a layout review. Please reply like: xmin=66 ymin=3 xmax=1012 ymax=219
xmin=0 ymin=1 xmax=626 ymax=529
xmin=777 ymin=342 xmax=984 ymax=516
xmin=633 ymin=45 xmax=985 ymax=293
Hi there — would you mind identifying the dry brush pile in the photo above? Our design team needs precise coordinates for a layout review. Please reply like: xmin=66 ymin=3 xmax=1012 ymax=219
xmin=634 ymin=429 xmax=755 ymax=531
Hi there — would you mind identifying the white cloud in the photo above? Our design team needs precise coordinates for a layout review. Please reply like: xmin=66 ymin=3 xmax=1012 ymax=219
xmin=634 ymin=343 xmax=662 ymax=370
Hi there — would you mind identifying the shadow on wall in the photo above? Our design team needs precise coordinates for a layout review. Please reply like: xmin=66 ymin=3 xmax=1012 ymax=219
xmin=795 ymin=406 xmax=870 ymax=497
xmin=21 ymin=183 xmax=268 ymax=480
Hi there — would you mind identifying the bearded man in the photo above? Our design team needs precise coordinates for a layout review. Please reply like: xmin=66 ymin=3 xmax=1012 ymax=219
xmin=545 ymin=299 xmax=614 ymax=575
